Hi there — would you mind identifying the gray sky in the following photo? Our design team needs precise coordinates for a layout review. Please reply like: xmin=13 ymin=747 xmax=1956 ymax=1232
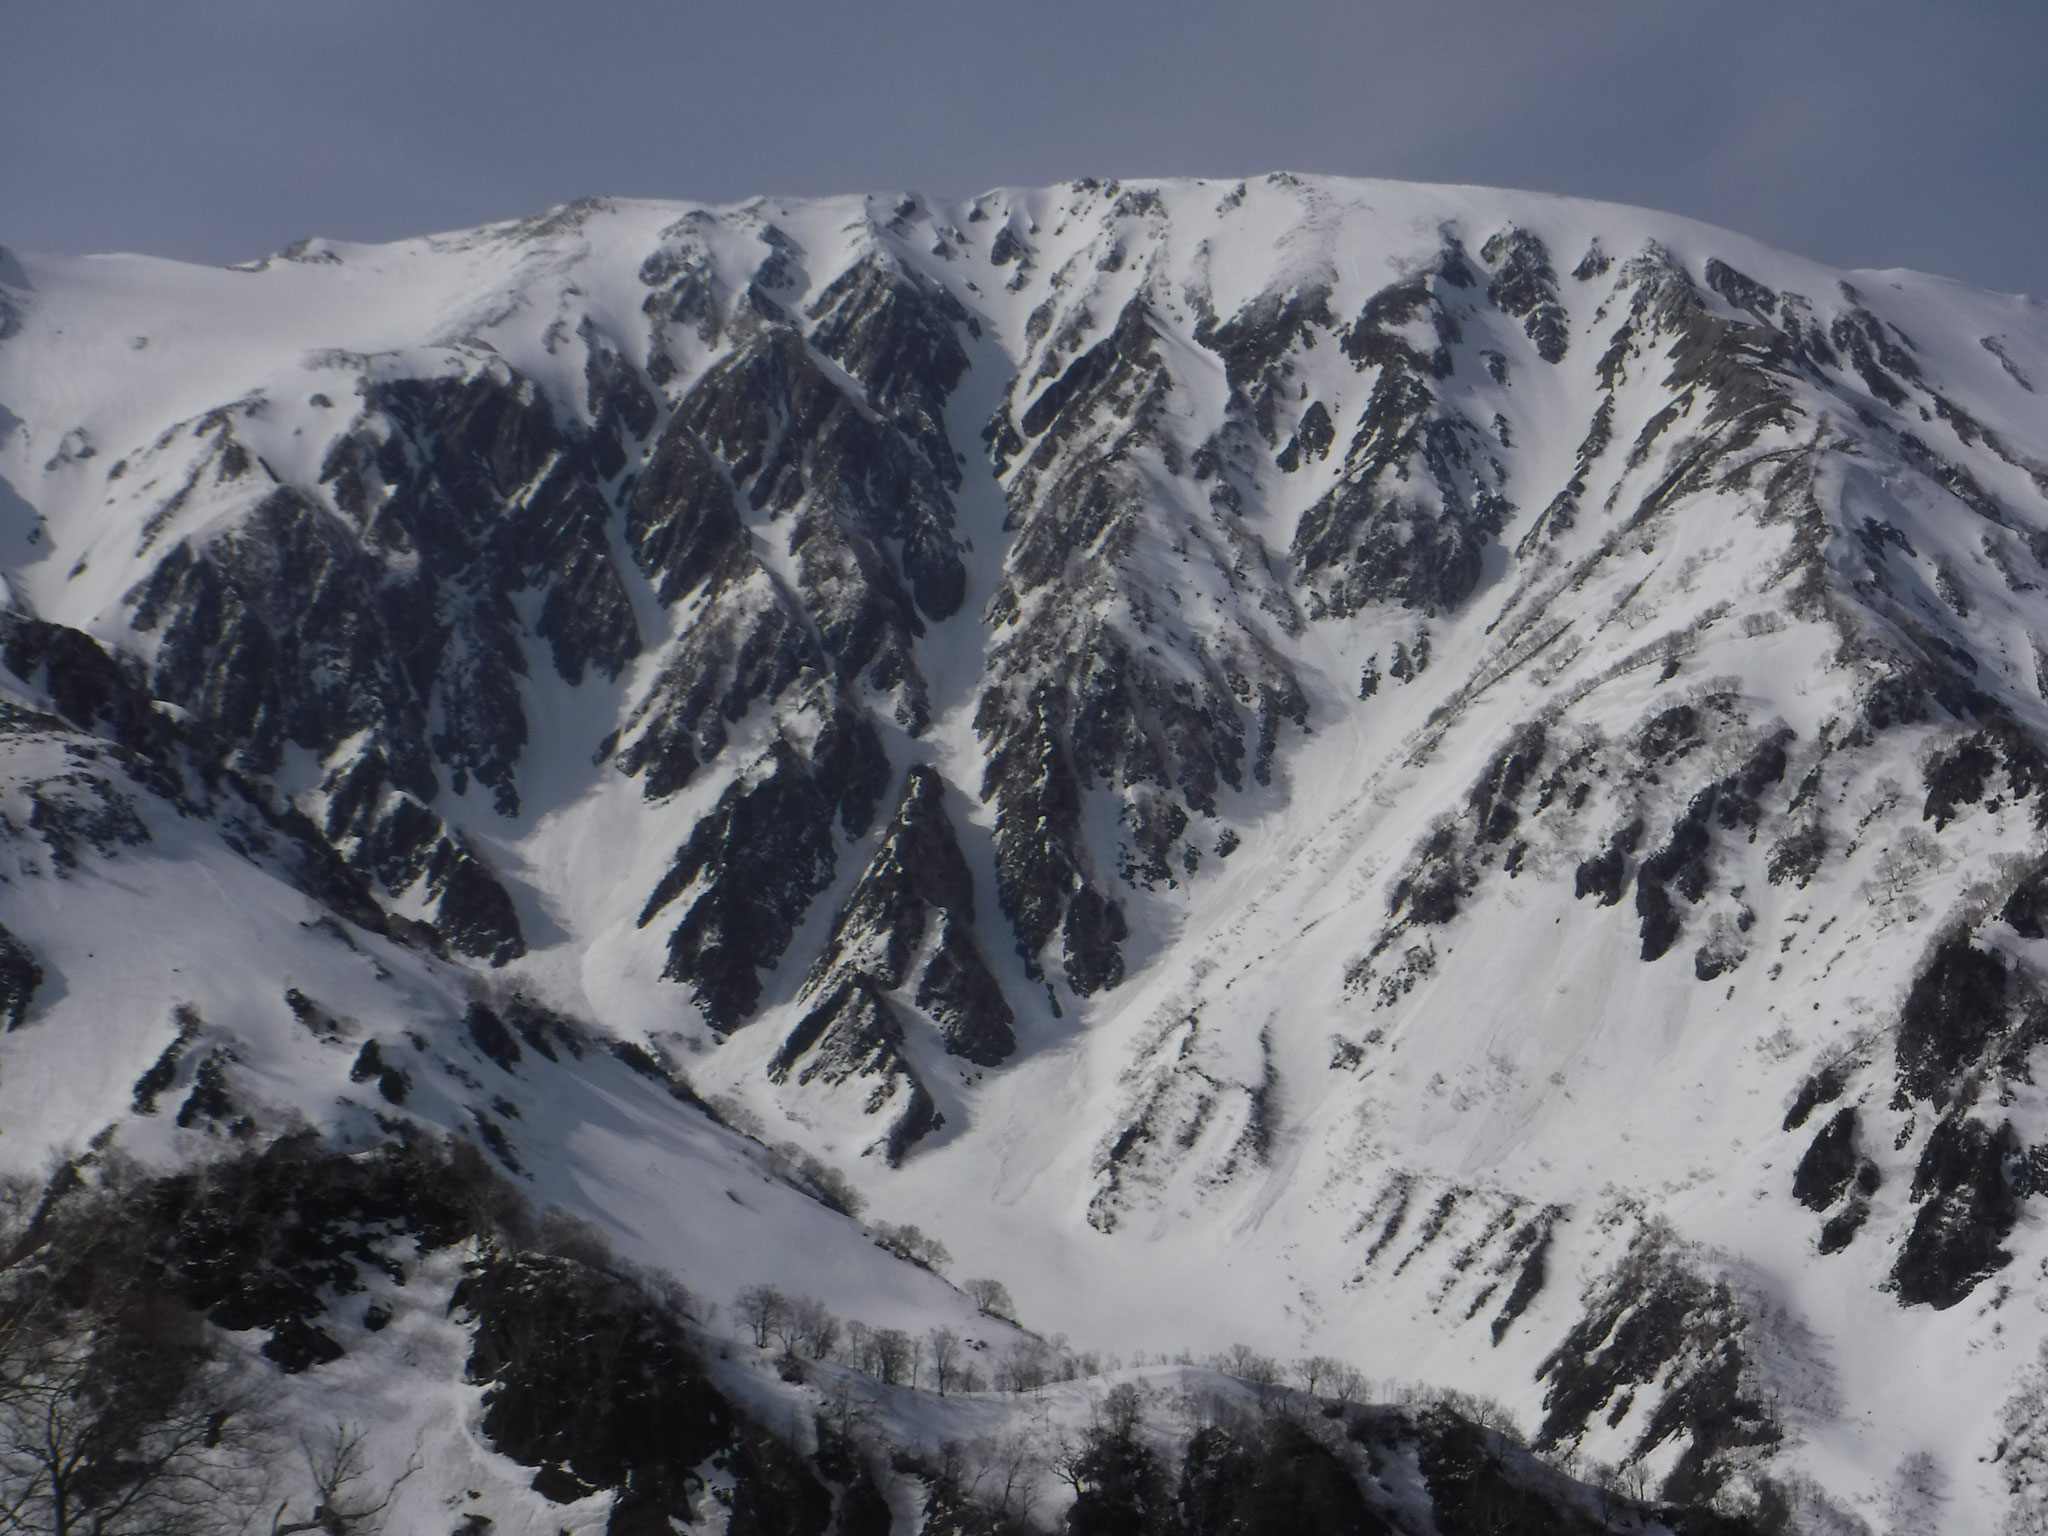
xmin=7 ymin=1 xmax=2047 ymax=295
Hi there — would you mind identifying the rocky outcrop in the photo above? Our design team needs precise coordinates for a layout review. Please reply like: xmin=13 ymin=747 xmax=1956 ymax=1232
xmin=611 ymin=246 xmax=977 ymax=808
xmin=799 ymin=766 xmax=1014 ymax=1064
xmin=769 ymin=979 xmax=941 ymax=1166
xmin=658 ymin=261 xmax=971 ymax=728
xmin=1292 ymin=250 xmax=1513 ymax=616
xmin=315 ymin=748 xmax=526 ymax=965
xmin=1479 ymin=226 xmax=1570 ymax=364
xmin=0 ymin=924 xmax=41 ymax=1030
xmin=979 ymin=290 xmax=1308 ymax=990
xmin=769 ymin=766 xmax=1015 ymax=1162
xmin=1537 ymin=1228 xmax=1780 ymax=1507
xmin=133 ymin=358 xmax=651 ymax=820
xmin=637 ymin=720 xmax=887 ymax=1033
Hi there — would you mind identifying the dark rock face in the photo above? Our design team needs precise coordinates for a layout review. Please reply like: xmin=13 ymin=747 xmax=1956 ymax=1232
xmin=625 ymin=421 xmax=747 ymax=606
xmin=107 ymin=356 xmax=658 ymax=959
xmin=1575 ymin=821 xmax=1642 ymax=907
xmin=2003 ymin=866 xmax=2048 ymax=937
xmin=1704 ymin=259 xmax=1778 ymax=319
xmin=136 ymin=359 xmax=649 ymax=817
xmin=1922 ymin=724 xmax=2048 ymax=830
xmin=609 ymin=549 xmax=821 ymax=801
xmin=1519 ymin=244 xmax=1813 ymax=560
xmin=769 ymin=978 xmax=942 ymax=1165
xmin=1537 ymin=1232 xmax=1779 ymax=1506
xmin=318 ymin=749 xmax=526 ymax=965
xmin=1195 ymin=283 xmax=1336 ymax=446
xmin=0 ymin=616 xmax=407 ymax=940
xmin=1792 ymin=1107 xmax=1861 ymax=1210
xmin=1636 ymin=791 xmax=1716 ymax=962
xmin=978 ymin=291 xmax=1308 ymax=989
xmin=638 ymin=728 xmax=886 ymax=1032
xmin=1 ymin=615 xmax=186 ymax=793
xmin=1895 ymin=939 xmax=2016 ymax=1105
xmin=771 ymin=767 xmax=1014 ymax=1161
xmin=807 ymin=252 xmax=974 ymax=495
xmin=800 ymin=766 xmax=1015 ymax=1065
xmin=1479 ymin=227 xmax=1570 ymax=364
xmin=467 ymin=1003 xmax=525 ymax=1073
xmin=0 ymin=923 xmax=41 ymax=1030
xmin=1293 ymin=254 xmax=1512 ymax=616
xmin=1468 ymin=724 xmax=1546 ymax=847
xmin=1895 ymin=1112 xmax=2023 ymax=1308
xmin=1276 ymin=400 xmax=1335 ymax=472
xmin=1867 ymin=917 xmax=2048 ymax=1302
xmin=349 ymin=1038 xmax=412 ymax=1104
xmin=613 ymin=253 xmax=977 ymax=809
xmin=1061 ymin=884 xmax=1129 ymax=997
xmin=657 ymin=280 xmax=968 ymax=728
xmin=1783 ymin=1066 xmax=1847 ymax=1131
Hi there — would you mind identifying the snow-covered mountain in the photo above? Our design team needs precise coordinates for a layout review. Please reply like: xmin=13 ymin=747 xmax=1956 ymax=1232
xmin=3 ymin=173 xmax=2048 ymax=1531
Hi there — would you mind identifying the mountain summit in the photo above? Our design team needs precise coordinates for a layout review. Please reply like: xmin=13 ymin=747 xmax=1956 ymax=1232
xmin=2 ymin=174 xmax=2047 ymax=1531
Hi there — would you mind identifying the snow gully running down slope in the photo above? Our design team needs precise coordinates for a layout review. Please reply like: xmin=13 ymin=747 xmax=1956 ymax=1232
xmin=3 ymin=173 xmax=2048 ymax=1528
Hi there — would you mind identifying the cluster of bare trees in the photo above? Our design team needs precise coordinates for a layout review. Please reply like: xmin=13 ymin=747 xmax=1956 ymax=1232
xmin=733 ymin=1283 xmax=1094 ymax=1396
xmin=1188 ymin=1347 xmax=1374 ymax=1407
xmin=763 ymin=1141 xmax=865 ymax=1219
xmin=0 ymin=1163 xmax=426 ymax=1536
xmin=735 ymin=1283 xmax=999 ymax=1393
xmin=735 ymin=1286 xmax=846 ymax=1361
xmin=0 ymin=1166 xmax=268 ymax=1536
xmin=732 ymin=1279 xmax=1402 ymax=1424
xmin=869 ymin=1221 xmax=951 ymax=1271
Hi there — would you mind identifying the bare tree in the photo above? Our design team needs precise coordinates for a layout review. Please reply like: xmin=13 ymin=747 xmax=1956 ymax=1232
xmin=962 ymin=1278 xmax=1015 ymax=1321
xmin=997 ymin=1339 xmax=1053 ymax=1394
xmin=1099 ymin=1383 xmax=1144 ymax=1439
xmin=1325 ymin=1361 xmax=1368 ymax=1405
xmin=1000 ymin=1436 xmax=1043 ymax=1524
xmin=766 ymin=1143 xmax=865 ymax=1219
xmin=1219 ymin=1343 xmax=1281 ymax=1388
xmin=974 ymin=1432 xmax=1043 ymax=1521
xmin=1861 ymin=828 xmax=1942 ymax=922
xmin=1293 ymin=1355 xmax=1339 ymax=1395
xmin=790 ymin=1296 xmax=840 ymax=1361
xmin=733 ymin=1285 xmax=789 ymax=1349
xmin=818 ymin=1376 xmax=873 ymax=1444
xmin=1051 ymin=1431 xmax=1088 ymax=1497
xmin=269 ymin=1424 xmax=422 ymax=1535
xmin=0 ymin=1313 xmax=263 ymax=1536
xmin=937 ymin=1439 xmax=992 ymax=1506
xmin=846 ymin=1321 xmax=876 ymax=1374
xmin=871 ymin=1328 xmax=916 ymax=1386
xmin=871 ymin=1224 xmax=950 ymax=1271
xmin=928 ymin=1327 xmax=963 ymax=1396
xmin=767 ymin=1304 xmax=806 ymax=1358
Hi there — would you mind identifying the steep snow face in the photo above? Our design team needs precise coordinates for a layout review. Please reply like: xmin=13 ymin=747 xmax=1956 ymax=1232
xmin=4 ymin=173 xmax=2048 ymax=1525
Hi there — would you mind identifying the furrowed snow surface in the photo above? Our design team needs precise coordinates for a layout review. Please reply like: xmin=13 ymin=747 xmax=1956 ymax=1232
xmin=3 ymin=174 xmax=2048 ymax=1529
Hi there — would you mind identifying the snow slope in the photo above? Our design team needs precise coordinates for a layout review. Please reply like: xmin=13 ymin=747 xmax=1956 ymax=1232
xmin=4 ymin=173 xmax=2048 ymax=1529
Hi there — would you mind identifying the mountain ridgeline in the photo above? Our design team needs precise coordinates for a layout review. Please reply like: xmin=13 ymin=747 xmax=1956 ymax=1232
xmin=4 ymin=175 xmax=2048 ymax=1529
